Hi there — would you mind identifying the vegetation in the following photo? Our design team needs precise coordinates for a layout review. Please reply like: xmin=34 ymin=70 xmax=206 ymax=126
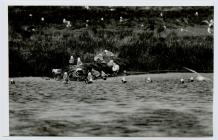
xmin=9 ymin=6 xmax=213 ymax=77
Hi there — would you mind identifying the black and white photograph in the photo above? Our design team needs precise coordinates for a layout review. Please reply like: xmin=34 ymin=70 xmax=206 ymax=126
xmin=6 ymin=3 xmax=214 ymax=137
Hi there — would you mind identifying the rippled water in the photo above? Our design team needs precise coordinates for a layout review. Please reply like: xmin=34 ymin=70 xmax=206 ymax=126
xmin=9 ymin=73 xmax=213 ymax=136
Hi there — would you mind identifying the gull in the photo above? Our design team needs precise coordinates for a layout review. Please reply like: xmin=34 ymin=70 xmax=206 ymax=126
xmin=63 ymin=18 xmax=71 ymax=27
xmin=189 ymin=76 xmax=194 ymax=82
xmin=10 ymin=79 xmax=15 ymax=84
xmin=180 ymin=28 xmax=188 ymax=32
xmin=120 ymin=16 xmax=123 ymax=22
xmin=29 ymin=13 xmax=32 ymax=17
xmin=184 ymin=67 xmax=212 ymax=81
xmin=63 ymin=18 xmax=67 ymax=23
xmin=101 ymin=17 xmax=104 ymax=21
xmin=122 ymin=77 xmax=127 ymax=83
xmin=85 ymin=6 xmax=90 ymax=10
xmin=202 ymin=19 xmax=213 ymax=34
xmin=146 ymin=77 xmax=152 ymax=83
xmin=160 ymin=12 xmax=163 ymax=17
xmin=66 ymin=21 xmax=71 ymax=28
xmin=180 ymin=78 xmax=184 ymax=83
xmin=195 ymin=12 xmax=198 ymax=16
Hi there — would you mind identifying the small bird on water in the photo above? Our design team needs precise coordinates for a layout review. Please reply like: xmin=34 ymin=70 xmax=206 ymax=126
xmin=180 ymin=78 xmax=184 ymax=84
xmin=189 ymin=76 xmax=194 ymax=82
xmin=122 ymin=77 xmax=127 ymax=83
xmin=10 ymin=79 xmax=15 ymax=84
xmin=146 ymin=77 xmax=152 ymax=83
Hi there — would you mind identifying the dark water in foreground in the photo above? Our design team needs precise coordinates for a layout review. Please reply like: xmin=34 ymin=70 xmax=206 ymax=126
xmin=9 ymin=73 xmax=213 ymax=136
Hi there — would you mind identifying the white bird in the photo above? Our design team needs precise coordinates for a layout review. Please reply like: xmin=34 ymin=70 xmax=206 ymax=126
xmin=110 ymin=8 xmax=115 ymax=11
xmin=86 ymin=23 xmax=88 ymax=27
xmin=146 ymin=77 xmax=152 ymax=83
xmin=195 ymin=12 xmax=198 ymax=16
xmin=202 ymin=19 xmax=214 ymax=34
xmin=63 ymin=19 xmax=71 ymax=27
xmin=180 ymin=78 xmax=184 ymax=83
xmin=120 ymin=16 xmax=123 ymax=22
xmin=77 ymin=57 xmax=83 ymax=66
xmin=41 ymin=17 xmax=44 ymax=21
xmin=101 ymin=17 xmax=104 ymax=21
xmin=63 ymin=18 xmax=67 ymax=23
xmin=189 ymin=76 xmax=194 ymax=82
xmin=160 ymin=12 xmax=163 ymax=17
xmin=184 ymin=67 xmax=212 ymax=81
xmin=87 ymin=72 xmax=93 ymax=84
xmin=141 ymin=24 xmax=144 ymax=27
xmin=122 ymin=77 xmax=127 ymax=83
xmin=29 ymin=13 xmax=32 ymax=17
xmin=66 ymin=21 xmax=71 ymax=28
xmin=180 ymin=28 xmax=188 ymax=32
xmin=10 ymin=79 xmax=15 ymax=84
xmin=85 ymin=6 xmax=90 ymax=10
xmin=86 ymin=19 xmax=89 ymax=23
xmin=63 ymin=72 xmax=69 ymax=84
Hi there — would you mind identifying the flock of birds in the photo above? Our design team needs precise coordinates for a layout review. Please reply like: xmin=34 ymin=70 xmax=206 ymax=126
xmin=121 ymin=67 xmax=212 ymax=84
xmin=10 ymin=67 xmax=212 ymax=85
xmin=26 ymin=6 xmax=213 ymax=34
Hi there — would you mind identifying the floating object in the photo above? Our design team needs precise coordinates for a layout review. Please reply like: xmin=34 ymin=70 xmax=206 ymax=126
xmin=180 ymin=78 xmax=184 ymax=83
xmin=86 ymin=19 xmax=89 ymax=23
xmin=10 ymin=79 xmax=15 ymax=84
xmin=101 ymin=17 xmax=104 ymax=21
xmin=32 ymin=28 xmax=35 ymax=31
xmin=195 ymin=12 xmax=198 ymax=16
xmin=141 ymin=24 xmax=144 ymax=27
xmin=146 ymin=77 xmax=152 ymax=83
xmin=184 ymin=67 xmax=212 ymax=81
xmin=122 ymin=77 xmax=127 ymax=83
xmin=29 ymin=13 xmax=32 ymax=17
xmin=86 ymin=23 xmax=88 ymax=27
xmin=41 ymin=17 xmax=44 ymax=21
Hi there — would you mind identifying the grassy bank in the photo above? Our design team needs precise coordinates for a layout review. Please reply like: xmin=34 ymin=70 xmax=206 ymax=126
xmin=9 ymin=6 xmax=213 ymax=76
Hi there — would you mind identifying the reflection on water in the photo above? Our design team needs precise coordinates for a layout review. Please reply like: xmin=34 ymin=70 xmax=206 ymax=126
xmin=9 ymin=73 xmax=213 ymax=136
